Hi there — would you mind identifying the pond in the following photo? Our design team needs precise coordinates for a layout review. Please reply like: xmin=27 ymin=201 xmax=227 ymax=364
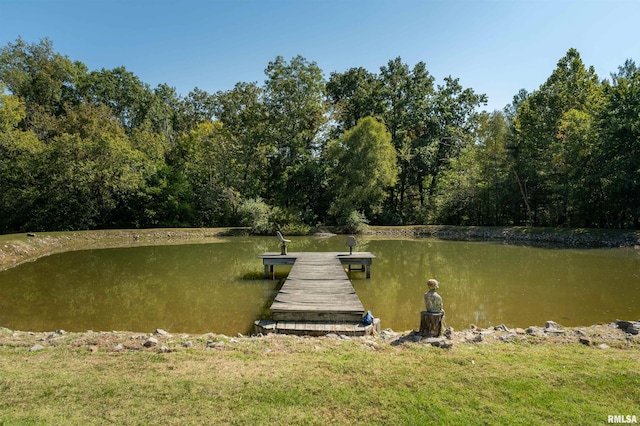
xmin=0 ymin=236 xmax=638 ymax=334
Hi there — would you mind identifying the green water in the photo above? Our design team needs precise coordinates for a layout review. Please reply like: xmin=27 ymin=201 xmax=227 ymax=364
xmin=0 ymin=236 xmax=638 ymax=334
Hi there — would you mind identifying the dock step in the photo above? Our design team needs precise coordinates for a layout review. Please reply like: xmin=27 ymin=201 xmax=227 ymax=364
xmin=254 ymin=319 xmax=380 ymax=337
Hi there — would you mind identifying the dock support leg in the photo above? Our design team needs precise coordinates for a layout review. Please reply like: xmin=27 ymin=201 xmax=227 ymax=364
xmin=264 ymin=264 xmax=269 ymax=278
xmin=365 ymin=262 xmax=371 ymax=279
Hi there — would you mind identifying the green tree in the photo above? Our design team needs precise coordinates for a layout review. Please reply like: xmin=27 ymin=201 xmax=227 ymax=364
xmin=513 ymin=48 xmax=603 ymax=226
xmin=0 ymin=37 xmax=85 ymax=139
xmin=213 ymin=82 xmax=269 ymax=199
xmin=326 ymin=67 xmax=384 ymax=135
xmin=173 ymin=121 xmax=240 ymax=226
xmin=77 ymin=66 xmax=153 ymax=132
xmin=424 ymin=76 xmax=486 ymax=212
xmin=379 ymin=58 xmax=437 ymax=221
xmin=0 ymin=88 xmax=45 ymax=232
xmin=598 ymin=60 xmax=640 ymax=228
xmin=37 ymin=104 xmax=151 ymax=230
xmin=435 ymin=111 xmax=516 ymax=225
xmin=325 ymin=117 xmax=397 ymax=222
xmin=262 ymin=55 xmax=327 ymax=219
xmin=146 ymin=83 xmax=183 ymax=144
xmin=178 ymin=87 xmax=216 ymax=133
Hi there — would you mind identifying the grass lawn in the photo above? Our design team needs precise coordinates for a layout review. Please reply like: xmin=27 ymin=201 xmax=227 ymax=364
xmin=0 ymin=332 xmax=638 ymax=425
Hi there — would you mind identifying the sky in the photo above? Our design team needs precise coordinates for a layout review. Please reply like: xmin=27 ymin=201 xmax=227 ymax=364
xmin=1 ymin=0 xmax=639 ymax=112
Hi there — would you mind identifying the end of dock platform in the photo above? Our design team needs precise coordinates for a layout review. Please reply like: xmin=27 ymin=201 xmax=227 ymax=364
xmin=254 ymin=318 xmax=381 ymax=337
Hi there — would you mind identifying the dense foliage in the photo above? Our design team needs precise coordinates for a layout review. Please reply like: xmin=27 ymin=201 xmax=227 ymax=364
xmin=1 ymin=38 xmax=638 ymax=233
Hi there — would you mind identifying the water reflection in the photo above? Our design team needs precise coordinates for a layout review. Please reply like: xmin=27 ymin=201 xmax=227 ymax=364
xmin=0 ymin=236 xmax=638 ymax=334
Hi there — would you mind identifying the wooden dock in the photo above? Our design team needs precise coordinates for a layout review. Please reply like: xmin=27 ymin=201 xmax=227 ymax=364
xmin=255 ymin=252 xmax=379 ymax=336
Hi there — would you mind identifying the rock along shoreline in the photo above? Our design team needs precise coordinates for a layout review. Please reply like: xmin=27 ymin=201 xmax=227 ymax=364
xmin=3 ymin=319 xmax=638 ymax=354
xmin=363 ymin=225 xmax=640 ymax=248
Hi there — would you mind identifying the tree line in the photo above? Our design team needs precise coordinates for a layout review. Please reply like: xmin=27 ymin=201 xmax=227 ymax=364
xmin=0 ymin=38 xmax=638 ymax=234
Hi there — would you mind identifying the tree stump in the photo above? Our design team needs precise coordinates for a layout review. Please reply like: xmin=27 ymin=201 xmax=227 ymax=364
xmin=419 ymin=311 xmax=444 ymax=337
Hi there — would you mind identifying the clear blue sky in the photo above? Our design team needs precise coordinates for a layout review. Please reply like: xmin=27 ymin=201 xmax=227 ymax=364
xmin=1 ymin=0 xmax=638 ymax=111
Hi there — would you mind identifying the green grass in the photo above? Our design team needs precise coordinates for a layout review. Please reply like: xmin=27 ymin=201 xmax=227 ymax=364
xmin=0 ymin=335 xmax=638 ymax=425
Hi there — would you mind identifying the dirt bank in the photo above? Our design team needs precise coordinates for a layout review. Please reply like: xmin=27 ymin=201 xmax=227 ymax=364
xmin=0 ymin=228 xmax=242 ymax=271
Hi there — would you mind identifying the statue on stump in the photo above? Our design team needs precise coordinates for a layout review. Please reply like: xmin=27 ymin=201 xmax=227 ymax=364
xmin=419 ymin=278 xmax=445 ymax=337
xmin=424 ymin=279 xmax=443 ymax=314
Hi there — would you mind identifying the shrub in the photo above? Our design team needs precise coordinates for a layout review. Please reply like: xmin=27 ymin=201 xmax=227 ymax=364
xmin=340 ymin=210 xmax=369 ymax=234
xmin=237 ymin=198 xmax=272 ymax=234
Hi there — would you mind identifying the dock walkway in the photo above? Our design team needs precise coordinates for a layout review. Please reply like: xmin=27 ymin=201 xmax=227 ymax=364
xmin=256 ymin=251 xmax=378 ymax=336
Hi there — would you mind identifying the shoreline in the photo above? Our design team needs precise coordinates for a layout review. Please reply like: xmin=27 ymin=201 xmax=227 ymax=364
xmin=1 ymin=225 xmax=639 ymax=273
xmin=363 ymin=225 xmax=640 ymax=248
xmin=2 ymin=320 xmax=638 ymax=352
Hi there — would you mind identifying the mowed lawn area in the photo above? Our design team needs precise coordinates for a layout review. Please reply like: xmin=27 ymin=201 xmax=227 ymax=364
xmin=0 ymin=331 xmax=638 ymax=425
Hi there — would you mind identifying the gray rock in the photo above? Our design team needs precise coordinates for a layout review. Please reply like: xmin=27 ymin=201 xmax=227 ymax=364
xmin=114 ymin=344 xmax=124 ymax=351
xmin=616 ymin=320 xmax=633 ymax=330
xmin=380 ymin=329 xmax=399 ymax=340
xmin=182 ymin=341 xmax=193 ymax=348
xmin=626 ymin=326 xmax=639 ymax=335
xmin=500 ymin=333 xmax=518 ymax=342
xmin=424 ymin=337 xmax=446 ymax=347
xmin=143 ymin=337 xmax=158 ymax=348
xmin=159 ymin=346 xmax=170 ymax=353
xmin=154 ymin=329 xmax=173 ymax=338
xmin=29 ymin=344 xmax=44 ymax=352
xmin=579 ymin=337 xmax=592 ymax=346
xmin=55 ymin=329 xmax=65 ymax=335
xmin=545 ymin=321 xmax=561 ymax=330
xmin=494 ymin=324 xmax=510 ymax=332
xmin=526 ymin=327 xmax=539 ymax=336
xmin=598 ymin=343 xmax=610 ymax=349
xmin=444 ymin=327 xmax=454 ymax=339
xmin=466 ymin=333 xmax=483 ymax=343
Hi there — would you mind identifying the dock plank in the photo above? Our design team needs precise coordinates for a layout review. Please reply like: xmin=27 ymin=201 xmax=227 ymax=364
xmin=260 ymin=251 xmax=378 ymax=327
xmin=266 ymin=251 xmax=369 ymax=323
